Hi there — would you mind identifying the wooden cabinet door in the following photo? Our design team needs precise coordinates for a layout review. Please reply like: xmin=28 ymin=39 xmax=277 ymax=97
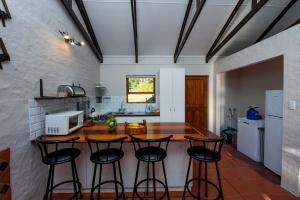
xmin=185 ymin=76 xmax=208 ymax=130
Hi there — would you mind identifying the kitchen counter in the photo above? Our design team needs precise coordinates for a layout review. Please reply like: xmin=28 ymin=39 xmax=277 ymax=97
xmin=105 ymin=111 xmax=160 ymax=117
xmin=43 ymin=122 xmax=217 ymax=142
xmin=41 ymin=123 xmax=219 ymax=193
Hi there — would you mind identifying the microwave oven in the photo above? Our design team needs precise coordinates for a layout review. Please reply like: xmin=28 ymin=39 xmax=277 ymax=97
xmin=45 ymin=111 xmax=84 ymax=135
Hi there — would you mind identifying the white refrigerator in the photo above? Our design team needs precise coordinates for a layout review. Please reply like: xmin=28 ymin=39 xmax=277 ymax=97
xmin=264 ymin=90 xmax=283 ymax=176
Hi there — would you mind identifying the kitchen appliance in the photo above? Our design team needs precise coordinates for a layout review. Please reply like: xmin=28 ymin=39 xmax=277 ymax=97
xmin=264 ymin=90 xmax=283 ymax=175
xmin=45 ymin=111 xmax=83 ymax=135
xmin=237 ymin=118 xmax=264 ymax=162
xmin=57 ymin=85 xmax=86 ymax=97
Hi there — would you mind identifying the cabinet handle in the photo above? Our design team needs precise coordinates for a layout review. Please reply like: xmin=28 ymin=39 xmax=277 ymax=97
xmin=170 ymin=108 xmax=172 ymax=112
xmin=173 ymin=108 xmax=175 ymax=112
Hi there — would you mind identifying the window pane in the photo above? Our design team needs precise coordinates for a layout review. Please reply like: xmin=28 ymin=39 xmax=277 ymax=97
xmin=128 ymin=94 xmax=155 ymax=103
xmin=128 ymin=77 xmax=154 ymax=93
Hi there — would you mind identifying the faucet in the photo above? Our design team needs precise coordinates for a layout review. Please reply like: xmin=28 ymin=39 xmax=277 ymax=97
xmin=119 ymin=100 xmax=126 ymax=113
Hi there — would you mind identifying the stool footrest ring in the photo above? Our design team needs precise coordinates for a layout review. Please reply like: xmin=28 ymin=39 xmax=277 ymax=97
xmin=43 ymin=180 xmax=82 ymax=200
xmin=134 ymin=178 xmax=167 ymax=200
xmin=91 ymin=180 xmax=124 ymax=200
xmin=185 ymin=178 xmax=221 ymax=200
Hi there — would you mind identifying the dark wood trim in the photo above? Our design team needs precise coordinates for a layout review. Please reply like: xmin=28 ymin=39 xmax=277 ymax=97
xmin=130 ymin=0 xmax=138 ymax=63
xmin=252 ymin=0 xmax=257 ymax=10
xmin=174 ymin=0 xmax=193 ymax=57
xmin=60 ymin=0 xmax=103 ymax=62
xmin=206 ymin=0 xmax=269 ymax=63
xmin=174 ymin=0 xmax=207 ymax=63
xmin=75 ymin=0 xmax=103 ymax=55
xmin=255 ymin=0 xmax=297 ymax=43
xmin=206 ymin=0 xmax=244 ymax=59
xmin=1 ymin=0 xmax=11 ymax=18
xmin=0 ymin=38 xmax=10 ymax=70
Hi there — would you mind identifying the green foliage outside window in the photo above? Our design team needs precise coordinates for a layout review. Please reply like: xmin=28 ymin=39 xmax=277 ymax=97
xmin=127 ymin=76 xmax=156 ymax=103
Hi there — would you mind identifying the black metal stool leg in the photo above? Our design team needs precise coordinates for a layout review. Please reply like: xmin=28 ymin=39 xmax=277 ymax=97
xmin=215 ymin=162 xmax=224 ymax=200
xmin=50 ymin=165 xmax=55 ymax=200
xmin=90 ymin=164 xmax=97 ymax=200
xmin=71 ymin=160 xmax=78 ymax=200
xmin=146 ymin=162 xmax=149 ymax=195
xmin=97 ymin=164 xmax=102 ymax=200
xmin=197 ymin=161 xmax=202 ymax=200
xmin=182 ymin=157 xmax=192 ymax=200
xmin=44 ymin=165 xmax=53 ymax=200
xmin=204 ymin=162 xmax=208 ymax=198
xmin=132 ymin=160 xmax=140 ymax=200
xmin=152 ymin=162 xmax=157 ymax=200
xmin=73 ymin=160 xmax=83 ymax=198
xmin=113 ymin=162 xmax=119 ymax=199
xmin=162 ymin=160 xmax=170 ymax=200
xmin=118 ymin=161 xmax=126 ymax=200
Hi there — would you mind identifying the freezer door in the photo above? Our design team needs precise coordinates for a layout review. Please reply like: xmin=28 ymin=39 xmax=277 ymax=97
xmin=265 ymin=90 xmax=283 ymax=117
xmin=264 ymin=116 xmax=283 ymax=175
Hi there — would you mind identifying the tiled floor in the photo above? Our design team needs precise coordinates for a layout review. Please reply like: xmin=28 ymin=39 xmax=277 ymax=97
xmin=54 ymin=144 xmax=299 ymax=200
xmin=205 ymin=144 xmax=300 ymax=200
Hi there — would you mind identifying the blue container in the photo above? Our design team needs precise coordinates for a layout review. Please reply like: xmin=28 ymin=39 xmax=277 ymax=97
xmin=247 ymin=107 xmax=259 ymax=120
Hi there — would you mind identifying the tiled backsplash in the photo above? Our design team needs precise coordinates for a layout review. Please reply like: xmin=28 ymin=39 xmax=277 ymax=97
xmin=91 ymin=96 xmax=160 ymax=114
xmin=28 ymin=96 xmax=159 ymax=140
xmin=28 ymin=97 xmax=88 ymax=140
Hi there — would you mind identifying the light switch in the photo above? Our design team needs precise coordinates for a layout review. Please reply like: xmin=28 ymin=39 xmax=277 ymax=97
xmin=288 ymin=100 xmax=296 ymax=110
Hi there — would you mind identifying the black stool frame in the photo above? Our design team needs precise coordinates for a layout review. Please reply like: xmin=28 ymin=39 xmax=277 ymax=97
xmin=36 ymin=136 xmax=82 ymax=200
xmin=182 ymin=136 xmax=225 ymax=200
xmin=130 ymin=134 xmax=173 ymax=200
xmin=86 ymin=136 xmax=127 ymax=200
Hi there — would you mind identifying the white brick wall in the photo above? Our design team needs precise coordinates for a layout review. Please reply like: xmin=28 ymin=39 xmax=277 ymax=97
xmin=0 ymin=0 xmax=100 ymax=199
xmin=28 ymin=97 xmax=88 ymax=140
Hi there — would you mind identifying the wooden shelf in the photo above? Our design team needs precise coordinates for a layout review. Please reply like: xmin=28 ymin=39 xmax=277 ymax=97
xmin=34 ymin=96 xmax=87 ymax=100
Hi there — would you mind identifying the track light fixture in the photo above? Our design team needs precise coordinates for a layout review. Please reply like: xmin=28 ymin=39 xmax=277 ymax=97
xmin=59 ymin=30 xmax=85 ymax=47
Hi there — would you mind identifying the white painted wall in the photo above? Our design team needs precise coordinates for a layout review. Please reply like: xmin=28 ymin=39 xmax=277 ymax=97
xmin=214 ymin=25 xmax=300 ymax=196
xmin=220 ymin=56 xmax=283 ymax=129
xmin=99 ymin=56 xmax=215 ymax=130
xmin=0 ymin=0 xmax=100 ymax=199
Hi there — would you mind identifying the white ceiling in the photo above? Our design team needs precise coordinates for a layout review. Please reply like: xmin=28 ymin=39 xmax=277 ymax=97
xmin=82 ymin=0 xmax=300 ymax=58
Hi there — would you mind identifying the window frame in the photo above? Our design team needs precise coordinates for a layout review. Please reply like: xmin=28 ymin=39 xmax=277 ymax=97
xmin=126 ymin=75 xmax=156 ymax=103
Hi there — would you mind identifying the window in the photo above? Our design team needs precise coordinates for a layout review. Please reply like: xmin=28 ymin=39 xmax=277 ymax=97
xmin=127 ymin=76 xmax=156 ymax=103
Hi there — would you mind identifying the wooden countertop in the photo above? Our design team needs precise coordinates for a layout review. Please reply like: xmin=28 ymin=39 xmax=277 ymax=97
xmin=43 ymin=123 xmax=218 ymax=142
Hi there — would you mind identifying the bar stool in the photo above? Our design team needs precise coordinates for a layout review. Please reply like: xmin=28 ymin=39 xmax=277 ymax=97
xmin=86 ymin=136 xmax=127 ymax=200
xmin=36 ymin=135 xmax=82 ymax=200
xmin=130 ymin=134 xmax=173 ymax=200
xmin=182 ymin=136 xmax=225 ymax=200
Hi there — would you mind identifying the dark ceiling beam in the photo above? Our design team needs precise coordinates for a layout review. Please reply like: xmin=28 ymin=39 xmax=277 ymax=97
xmin=286 ymin=18 xmax=300 ymax=29
xmin=206 ymin=0 xmax=269 ymax=63
xmin=255 ymin=0 xmax=297 ymax=43
xmin=130 ymin=0 xmax=138 ymax=63
xmin=174 ymin=0 xmax=193 ymax=58
xmin=174 ymin=0 xmax=207 ymax=63
xmin=60 ymin=0 xmax=103 ymax=62
xmin=206 ymin=0 xmax=244 ymax=60
xmin=75 ymin=0 xmax=103 ymax=55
